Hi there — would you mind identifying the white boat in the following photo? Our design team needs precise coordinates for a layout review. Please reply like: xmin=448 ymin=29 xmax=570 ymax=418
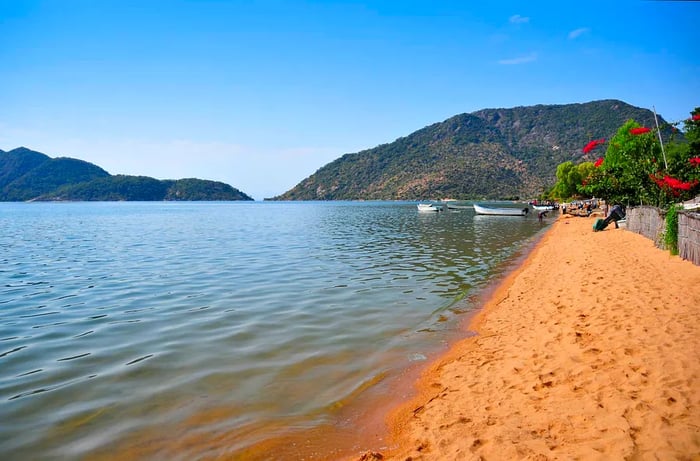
xmin=473 ymin=203 xmax=529 ymax=216
xmin=531 ymin=205 xmax=555 ymax=211
xmin=417 ymin=203 xmax=443 ymax=212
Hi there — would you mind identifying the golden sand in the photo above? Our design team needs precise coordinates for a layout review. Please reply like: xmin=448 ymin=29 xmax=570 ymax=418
xmin=357 ymin=214 xmax=700 ymax=460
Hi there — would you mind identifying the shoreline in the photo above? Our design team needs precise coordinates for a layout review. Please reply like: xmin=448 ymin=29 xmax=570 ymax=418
xmin=226 ymin=214 xmax=553 ymax=461
xmin=356 ymin=214 xmax=700 ymax=460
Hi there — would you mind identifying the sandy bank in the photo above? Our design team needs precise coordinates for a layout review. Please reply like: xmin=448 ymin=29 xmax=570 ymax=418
xmin=359 ymin=214 xmax=700 ymax=460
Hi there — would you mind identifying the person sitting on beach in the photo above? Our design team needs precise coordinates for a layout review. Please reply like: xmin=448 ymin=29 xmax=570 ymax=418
xmin=604 ymin=204 xmax=625 ymax=228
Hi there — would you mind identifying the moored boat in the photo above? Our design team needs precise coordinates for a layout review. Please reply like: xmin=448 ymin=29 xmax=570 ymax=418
xmin=473 ymin=203 xmax=529 ymax=216
xmin=417 ymin=203 xmax=443 ymax=212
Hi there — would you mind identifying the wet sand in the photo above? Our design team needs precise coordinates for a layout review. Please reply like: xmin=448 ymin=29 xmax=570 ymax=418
xmin=356 ymin=214 xmax=700 ymax=460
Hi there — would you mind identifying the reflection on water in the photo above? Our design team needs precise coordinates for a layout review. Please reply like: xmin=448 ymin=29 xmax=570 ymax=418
xmin=0 ymin=201 xmax=549 ymax=459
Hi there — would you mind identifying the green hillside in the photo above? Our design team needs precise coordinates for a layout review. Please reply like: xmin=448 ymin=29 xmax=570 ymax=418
xmin=271 ymin=99 xmax=671 ymax=200
xmin=0 ymin=147 xmax=253 ymax=201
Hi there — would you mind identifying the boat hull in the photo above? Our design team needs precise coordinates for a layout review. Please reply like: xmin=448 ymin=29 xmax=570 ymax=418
xmin=473 ymin=204 xmax=529 ymax=216
xmin=417 ymin=203 xmax=443 ymax=212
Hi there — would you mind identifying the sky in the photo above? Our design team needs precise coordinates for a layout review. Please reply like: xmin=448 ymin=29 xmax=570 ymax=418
xmin=1 ymin=0 xmax=699 ymax=200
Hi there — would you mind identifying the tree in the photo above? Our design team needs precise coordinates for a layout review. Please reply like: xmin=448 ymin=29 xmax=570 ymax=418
xmin=551 ymin=161 xmax=579 ymax=200
xmin=575 ymin=110 xmax=700 ymax=207
xmin=585 ymin=120 xmax=663 ymax=205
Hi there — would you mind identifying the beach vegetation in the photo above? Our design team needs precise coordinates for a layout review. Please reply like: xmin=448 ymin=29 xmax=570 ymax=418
xmin=554 ymin=107 xmax=700 ymax=209
xmin=551 ymin=160 xmax=593 ymax=200
xmin=664 ymin=204 xmax=682 ymax=255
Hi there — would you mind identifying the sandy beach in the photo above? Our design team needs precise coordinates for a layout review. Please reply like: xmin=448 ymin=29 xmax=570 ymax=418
xmin=358 ymin=214 xmax=700 ymax=460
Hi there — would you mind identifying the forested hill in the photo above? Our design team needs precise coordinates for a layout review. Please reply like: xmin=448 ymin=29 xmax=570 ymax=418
xmin=271 ymin=99 xmax=671 ymax=201
xmin=0 ymin=147 xmax=253 ymax=201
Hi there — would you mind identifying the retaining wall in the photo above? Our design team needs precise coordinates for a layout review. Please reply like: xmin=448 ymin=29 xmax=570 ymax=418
xmin=626 ymin=206 xmax=667 ymax=249
xmin=626 ymin=206 xmax=700 ymax=266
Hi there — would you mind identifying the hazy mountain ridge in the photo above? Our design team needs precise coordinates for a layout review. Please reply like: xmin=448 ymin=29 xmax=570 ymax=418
xmin=0 ymin=147 xmax=253 ymax=201
xmin=271 ymin=99 xmax=669 ymax=200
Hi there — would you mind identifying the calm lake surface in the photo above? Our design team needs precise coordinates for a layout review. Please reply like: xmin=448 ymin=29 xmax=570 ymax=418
xmin=1 ymin=201 xmax=551 ymax=460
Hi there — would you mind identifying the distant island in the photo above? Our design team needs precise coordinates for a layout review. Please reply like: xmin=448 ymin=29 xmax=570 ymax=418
xmin=0 ymin=147 xmax=253 ymax=202
xmin=269 ymin=99 xmax=673 ymax=201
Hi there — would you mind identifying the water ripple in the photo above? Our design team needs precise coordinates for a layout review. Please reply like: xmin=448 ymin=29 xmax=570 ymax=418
xmin=0 ymin=201 xmax=548 ymax=460
xmin=125 ymin=354 xmax=154 ymax=366
xmin=57 ymin=353 xmax=91 ymax=362
xmin=0 ymin=346 xmax=27 ymax=358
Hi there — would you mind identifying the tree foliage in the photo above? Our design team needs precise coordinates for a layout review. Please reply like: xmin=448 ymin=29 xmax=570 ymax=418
xmin=549 ymin=161 xmax=597 ymax=201
xmin=554 ymin=107 xmax=700 ymax=208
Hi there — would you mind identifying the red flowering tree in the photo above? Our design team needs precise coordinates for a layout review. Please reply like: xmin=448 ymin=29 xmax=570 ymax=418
xmin=552 ymin=108 xmax=700 ymax=205
xmin=663 ymin=107 xmax=700 ymax=196
xmin=579 ymin=119 xmax=663 ymax=204
xmin=579 ymin=109 xmax=700 ymax=206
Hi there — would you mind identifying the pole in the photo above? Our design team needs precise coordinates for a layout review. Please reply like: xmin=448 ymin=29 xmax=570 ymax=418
xmin=653 ymin=105 xmax=668 ymax=170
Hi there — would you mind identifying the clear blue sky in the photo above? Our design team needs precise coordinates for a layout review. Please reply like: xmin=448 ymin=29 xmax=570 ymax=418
xmin=1 ymin=0 xmax=698 ymax=199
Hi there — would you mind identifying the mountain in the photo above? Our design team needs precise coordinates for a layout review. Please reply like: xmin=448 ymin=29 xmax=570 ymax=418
xmin=0 ymin=147 xmax=253 ymax=201
xmin=271 ymin=99 xmax=672 ymax=200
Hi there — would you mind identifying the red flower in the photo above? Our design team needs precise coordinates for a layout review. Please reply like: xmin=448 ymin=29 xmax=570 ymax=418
xmin=690 ymin=157 xmax=700 ymax=167
xmin=630 ymin=127 xmax=651 ymax=135
xmin=594 ymin=157 xmax=604 ymax=168
xmin=692 ymin=114 xmax=700 ymax=121
xmin=650 ymin=173 xmax=698 ymax=193
xmin=583 ymin=138 xmax=605 ymax=153
xmin=649 ymin=173 xmax=664 ymax=188
xmin=662 ymin=175 xmax=697 ymax=191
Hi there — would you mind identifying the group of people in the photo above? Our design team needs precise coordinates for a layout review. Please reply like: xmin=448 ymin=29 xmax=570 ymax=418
xmin=530 ymin=199 xmax=626 ymax=229
xmin=561 ymin=199 xmax=599 ymax=217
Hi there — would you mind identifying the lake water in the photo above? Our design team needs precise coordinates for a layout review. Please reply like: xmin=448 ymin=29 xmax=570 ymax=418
xmin=0 ymin=201 xmax=550 ymax=460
